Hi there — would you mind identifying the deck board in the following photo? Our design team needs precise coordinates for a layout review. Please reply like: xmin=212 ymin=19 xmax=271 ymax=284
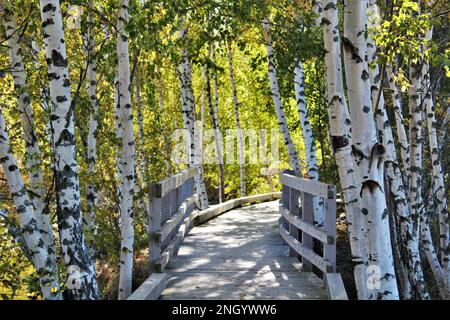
xmin=160 ymin=201 xmax=328 ymax=300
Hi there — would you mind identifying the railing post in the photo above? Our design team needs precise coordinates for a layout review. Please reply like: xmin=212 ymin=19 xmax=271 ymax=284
xmin=301 ymin=192 xmax=314 ymax=272
xmin=324 ymin=186 xmax=337 ymax=273
xmin=149 ymin=192 xmax=161 ymax=273
xmin=289 ymin=187 xmax=300 ymax=257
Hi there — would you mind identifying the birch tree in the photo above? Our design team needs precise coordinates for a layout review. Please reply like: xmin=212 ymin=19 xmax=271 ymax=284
xmin=83 ymin=0 xmax=99 ymax=248
xmin=116 ymin=0 xmax=135 ymax=300
xmin=262 ymin=18 xmax=301 ymax=176
xmin=39 ymin=0 xmax=98 ymax=300
xmin=342 ymin=0 xmax=399 ymax=299
xmin=227 ymin=40 xmax=246 ymax=197
xmin=422 ymin=29 xmax=449 ymax=292
xmin=342 ymin=0 xmax=398 ymax=299
xmin=0 ymin=108 xmax=62 ymax=300
xmin=321 ymin=0 xmax=368 ymax=299
xmin=179 ymin=22 xmax=209 ymax=209
xmin=209 ymin=44 xmax=225 ymax=203
xmin=294 ymin=60 xmax=323 ymax=225
xmin=367 ymin=0 xmax=428 ymax=299
xmin=1 ymin=0 xmax=57 ymax=268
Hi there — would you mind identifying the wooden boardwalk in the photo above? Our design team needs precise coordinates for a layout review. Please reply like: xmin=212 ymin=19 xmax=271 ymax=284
xmin=160 ymin=201 xmax=328 ymax=300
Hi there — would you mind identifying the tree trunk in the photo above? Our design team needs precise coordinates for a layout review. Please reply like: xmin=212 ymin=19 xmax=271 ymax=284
xmin=39 ymin=0 xmax=98 ymax=299
xmin=367 ymin=0 xmax=428 ymax=299
xmin=262 ymin=18 xmax=301 ymax=176
xmin=422 ymin=29 xmax=449 ymax=291
xmin=227 ymin=41 xmax=246 ymax=197
xmin=386 ymin=65 xmax=409 ymax=178
xmin=343 ymin=0 xmax=398 ymax=299
xmin=2 ymin=1 xmax=57 ymax=269
xmin=209 ymin=45 xmax=225 ymax=203
xmin=294 ymin=59 xmax=323 ymax=225
xmin=116 ymin=0 xmax=135 ymax=300
xmin=178 ymin=24 xmax=209 ymax=209
xmin=321 ymin=0 xmax=368 ymax=299
xmin=0 ymin=109 xmax=62 ymax=300
xmin=83 ymin=0 xmax=98 ymax=250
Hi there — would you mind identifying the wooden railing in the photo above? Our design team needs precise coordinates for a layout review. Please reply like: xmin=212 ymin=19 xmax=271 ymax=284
xmin=279 ymin=170 xmax=348 ymax=300
xmin=148 ymin=167 xmax=199 ymax=273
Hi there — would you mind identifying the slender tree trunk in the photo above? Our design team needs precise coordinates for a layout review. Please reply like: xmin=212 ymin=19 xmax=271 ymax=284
xmin=321 ymin=0 xmax=368 ymax=299
xmin=262 ymin=18 xmax=301 ymax=176
xmin=83 ymin=0 xmax=98 ymax=249
xmin=367 ymin=1 xmax=428 ymax=299
xmin=178 ymin=24 xmax=209 ymax=209
xmin=422 ymin=29 xmax=449 ymax=291
xmin=294 ymin=60 xmax=323 ymax=225
xmin=386 ymin=65 xmax=410 ymax=177
xmin=0 ymin=109 xmax=62 ymax=300
xmin=227 ymin=41 xmax=246 ymax=197
xmin=39 ymin=0 xmax=98 ymax=300
xmin=2 ymin=1 xmax=57 ymax=269
xmin=343 ymin=0 xmax=398 ymax=299
xmin=209 ymin=45 xmax=225 ymax=203
xmin=31 ymin=41 xmax=54 ymax=149
xmin=116 ymin=0 xmax=135 ymax=300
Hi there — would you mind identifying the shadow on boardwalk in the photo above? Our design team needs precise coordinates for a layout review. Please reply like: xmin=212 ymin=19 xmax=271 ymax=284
xmin=160 ymin=201 xmax=328 ymax=300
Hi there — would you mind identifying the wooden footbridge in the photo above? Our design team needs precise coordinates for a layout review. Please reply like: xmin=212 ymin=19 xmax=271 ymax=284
xmin=128 ymin=168 xmax=348 ymax=300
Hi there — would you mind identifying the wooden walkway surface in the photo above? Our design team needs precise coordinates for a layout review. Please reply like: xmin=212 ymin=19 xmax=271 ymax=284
xmin=160 ymin=201 xmax=328 ymax=300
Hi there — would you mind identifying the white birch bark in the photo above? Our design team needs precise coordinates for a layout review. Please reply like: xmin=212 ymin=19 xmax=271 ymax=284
xmin=294 ymin=60 xmax=323 ymax=225
xmin=262 ymin=18 xmax=301 ymax=176
xmin=39 ymin=0 xmax=98 ymax=299
xmin=2 ymin=1 xmax=57 ymax=267
xmin=386 ymin=65 xmax=410 ymax=177
xmin=311 ymin=0 xmax=323 ymax=28
xmin=367 ymin=1 xmax=428 ymax=299
xmin=227 ymin=41 xmax=246 ymax=197
xmin=439 ymin=105 xmax=449 ymax=146
xmin=209 ymin=45 xmax=225 ymax=203
xmin=83 ymin=0 xmax=98 ymax=246
xmin=321 ymin=0 xmax=368 ymax=299
xmin=31 ymin=41 xmax=54 ymax=149
xmin=116 ymin=0 xmax=135 ymax=300
xmin=422 ymin=29 xmax=449 ymax=287
xmin=343 ymin=0 xmax=398 ymax=299
xmin=0 ymin=109 xmax=62 ymax=300
xmin=420 ymin=221 xmax=449 ymax=299
xmin=178 ymin=24 xmax=209 ymax=209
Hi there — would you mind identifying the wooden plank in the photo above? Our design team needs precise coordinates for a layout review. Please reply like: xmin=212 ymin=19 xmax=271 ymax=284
xmin=279 ymin=223 xmax=333 ymax=273
xmin=325 ymin=273 xmax=348 ymax=300
xmin=279 ymin=172 xmax=336 ymax=199
xmin=149 ymin=167 xmax=197 ymax=198
xmin=288 ymin=188 xmax=300 ymax=257
xmin=194 ymin=192 xmax=281 ymax=225
xmin=127 ymin=273 xmax=167 ymax=300
xmin=279 ymin=206 xmax=334 ymax=245
xmin=152 ymin=210 xmax=199 ymax=272
xmin=323 ymin=198 xmax=337 ymax=273
xmin=301 ymin=192 xmax=314 ymax=272
xmin=151 ymin=195 xmax=198 ymax=244
xmin=148 ymin=196 xmax=161 ymax=265
xmin=161 ymin=201 xmax=329 ymax=300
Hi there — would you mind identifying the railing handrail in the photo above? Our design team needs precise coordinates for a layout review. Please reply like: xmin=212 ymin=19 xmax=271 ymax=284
xmin=279 ymin=172 xmax=336 ymax=199
xmin=278 ymin=170 xmax=337 ymax=273
xmin=148 ymin=168 xmax=198 ymax=274
xmin=148 ymin=167 xmax=198 ymax=198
